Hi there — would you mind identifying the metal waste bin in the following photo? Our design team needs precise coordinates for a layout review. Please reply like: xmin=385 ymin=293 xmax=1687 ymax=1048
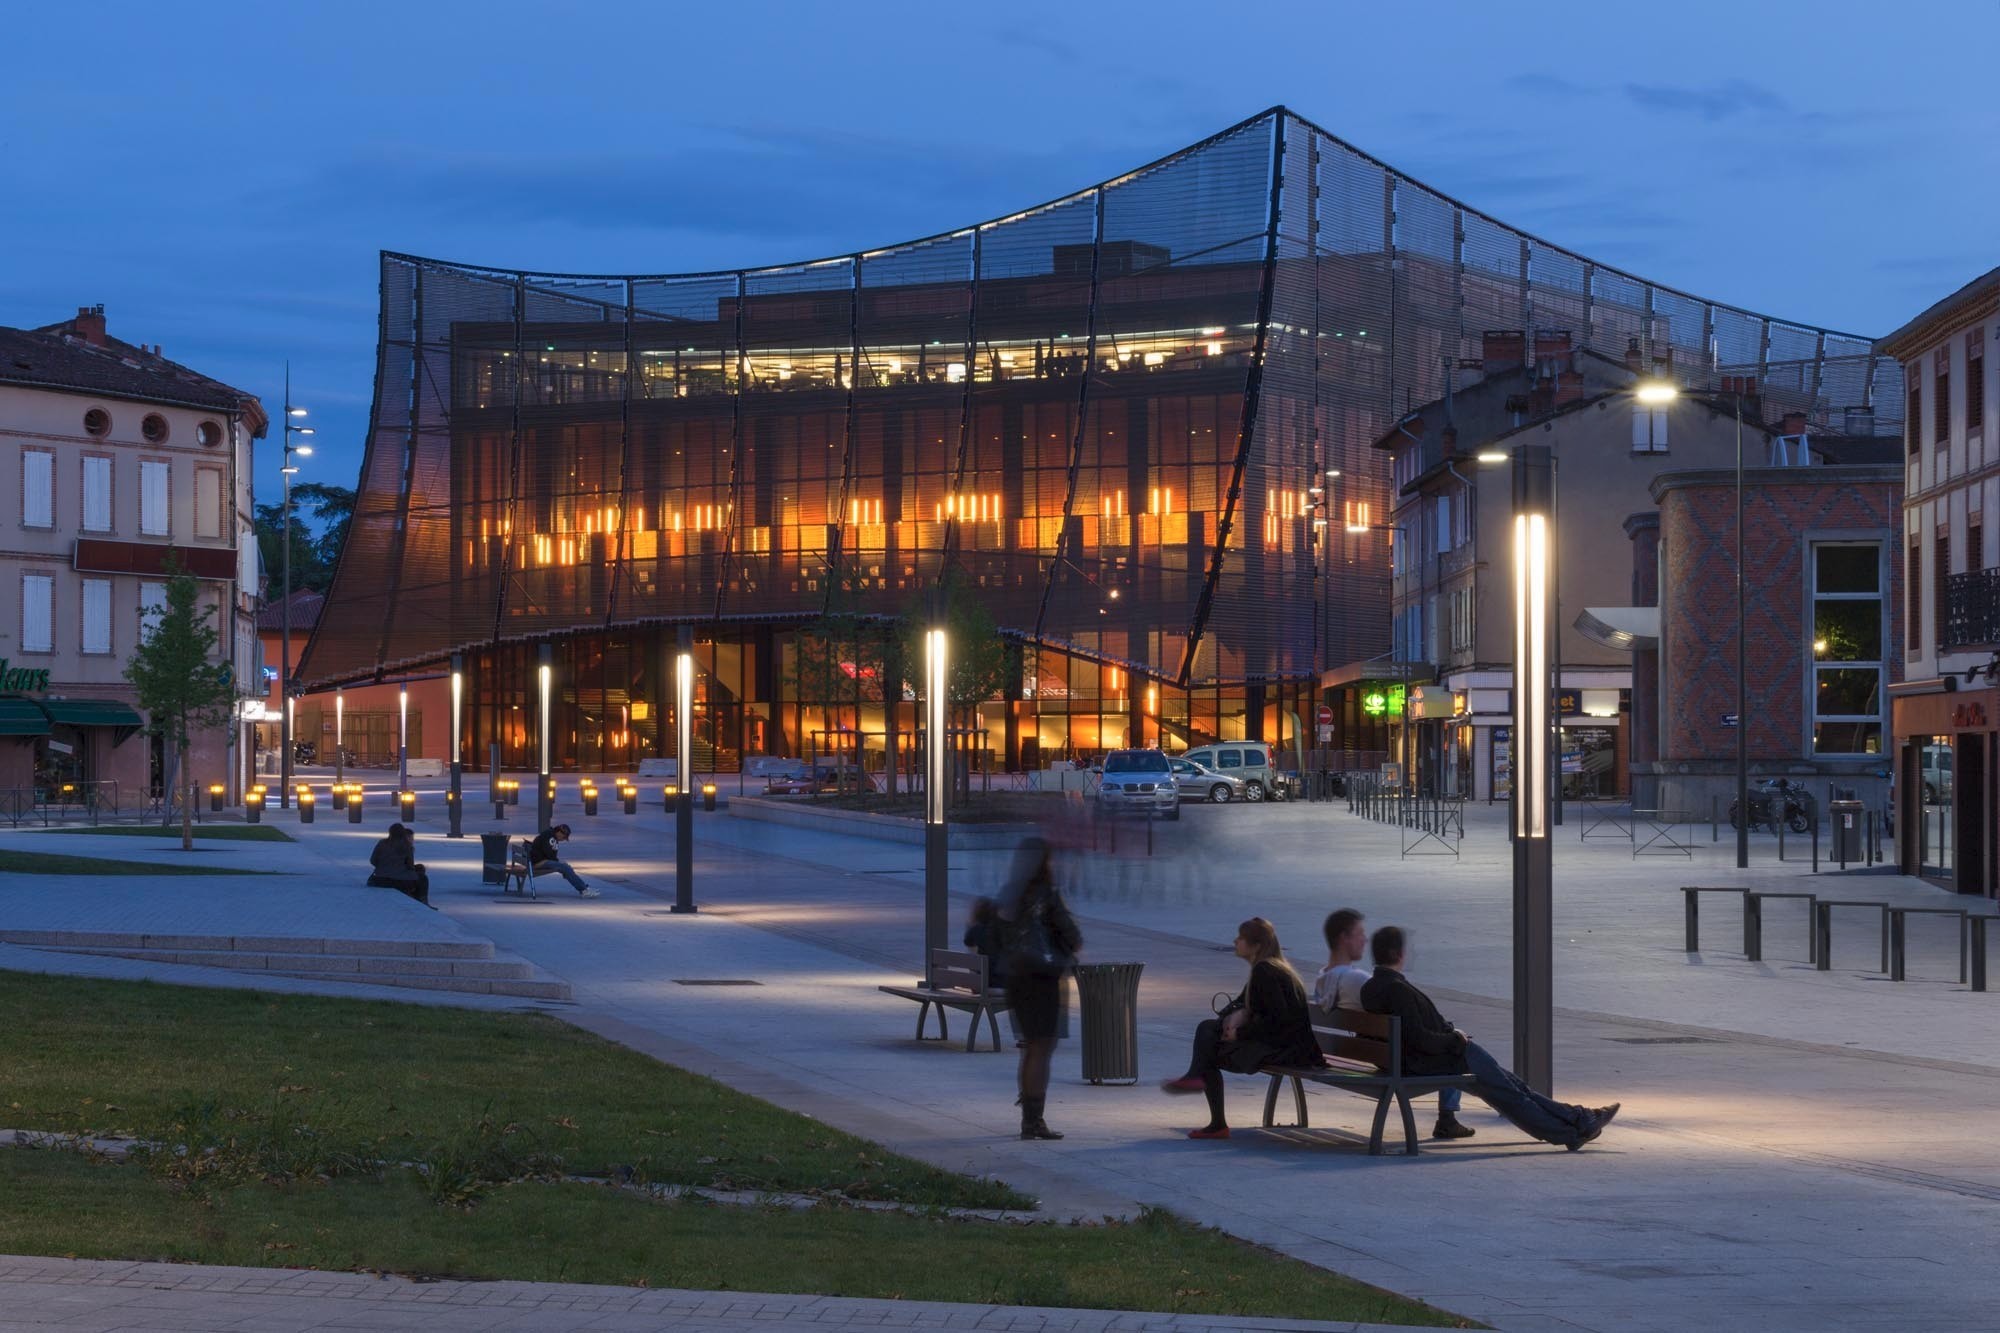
xmin=479 ymin=831 xmax=511 ymax=885
xmin=1073 ymin=962 xmax=1144 ymax=1085
xmin=1830 ymin=799 xmax=1865 ymax=864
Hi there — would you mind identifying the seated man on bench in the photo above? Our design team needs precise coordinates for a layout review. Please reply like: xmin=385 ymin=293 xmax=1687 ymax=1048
xmin=1361 ymin=926 xmax=1620 ymax=1152
xmin=1315 ymin=909 xmax=1472 ymax=1141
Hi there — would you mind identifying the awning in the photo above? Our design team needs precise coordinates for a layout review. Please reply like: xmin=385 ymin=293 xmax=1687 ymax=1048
xmin=0 ymin=697 xmax=49 ymax=738
xmin=1575 ymin=607 xmax=1660 ymax=652
xmin=39 ymin=699 xmax=145 ymax=745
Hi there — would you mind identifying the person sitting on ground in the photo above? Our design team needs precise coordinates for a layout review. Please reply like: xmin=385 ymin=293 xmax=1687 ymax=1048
xmin=1315 ymin=909 xmax=1473 ymax=1141
xmin=529 ymin=823 xmax=598 ymax=898
xmin=367 ymin=823 xmax=431 ymax=907
xmin=1162 ymin=917 xmax=1323 ymax=1140
xmin=1360 ymin=926 xmax=1618 ymax=1151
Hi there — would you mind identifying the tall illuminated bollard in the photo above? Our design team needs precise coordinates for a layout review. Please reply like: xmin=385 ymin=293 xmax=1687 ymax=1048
xmin=537 ymin=646 xmax=554 ymax=834
xmin=397 ymin=683 xmax=409 ymax=791
xmin=1511 ymin=444 xmax=1555 ymax=1096
xmin=923 ymin=596 xmax=949 ymax=983
xmin=672 ymin=628 xmax=697 ymax=914
xmin=447 ymin=654 xmax=464 ymax=838
xmin=334 ymin=691 xmax=345 ymax=786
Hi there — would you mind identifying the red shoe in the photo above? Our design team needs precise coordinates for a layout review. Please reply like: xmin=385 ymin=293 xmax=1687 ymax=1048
xmin=1187 ymin=1125 xmax=1231 ymax=1140
xmin=1160 ymin=1076 xmax=1205 ymax=1094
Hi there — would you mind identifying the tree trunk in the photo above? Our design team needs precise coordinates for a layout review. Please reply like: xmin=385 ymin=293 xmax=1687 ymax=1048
xmin=179 ymin=732 xmax=194 ymax=851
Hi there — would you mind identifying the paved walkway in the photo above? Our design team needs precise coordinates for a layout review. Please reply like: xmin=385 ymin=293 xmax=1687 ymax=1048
xmin=4 ymin=788 xmax=1997 ymax=1331
xmin=0 ymin=1256 xmax=1410 ymax=1331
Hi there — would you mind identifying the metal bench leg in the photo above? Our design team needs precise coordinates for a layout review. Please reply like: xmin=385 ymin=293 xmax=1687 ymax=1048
xmin=984 ymin=1006 xmax=1002 ymax=1052
xmin=1291 ymin=1076 xmax=1307 ymax=1128
xmin=963 ymin=1006 xmax=980 ymax=1053
xmin=1262 ymin=1076 xmax=1281 ymax=1128
xmin=1396 ymin=1090 xmax=1420 ymax=1156
xmin=914 ymin=1001 xmax=932 ymax=1041
xmin=1368 ymin=1090 xmax=1392 ymax=1156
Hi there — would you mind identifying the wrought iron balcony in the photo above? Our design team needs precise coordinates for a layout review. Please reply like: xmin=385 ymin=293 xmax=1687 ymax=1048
xmin=1943 ymin=569 xmax=2000 ymax=649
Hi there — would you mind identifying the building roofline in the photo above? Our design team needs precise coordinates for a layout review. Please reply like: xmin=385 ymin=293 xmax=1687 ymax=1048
xmin=1875 ymin=264 xmax=2000 ymax=358
xmin=1647 ymin=463 xmax=1903 ymax=503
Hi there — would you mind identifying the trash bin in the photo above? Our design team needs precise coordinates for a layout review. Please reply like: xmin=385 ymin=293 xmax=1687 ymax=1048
xmin=1073 ymin=962 xmax=1144 ymax=1085
xmin=1830 ymin=798 xmax=1865 ymax=863
xmin=479 ymin=831 xmax=511 ymax=885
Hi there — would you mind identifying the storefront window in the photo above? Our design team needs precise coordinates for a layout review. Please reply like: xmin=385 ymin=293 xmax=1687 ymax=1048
xmin=1811 ymin=543 xmax=1884 ymax=755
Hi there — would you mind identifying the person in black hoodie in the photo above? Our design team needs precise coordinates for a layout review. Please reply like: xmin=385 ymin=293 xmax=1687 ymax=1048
xmin=997 ymin=838 xmax=1082 ymax=1141
xmin=1162 ymin=917 xmax=1323 ymax=1140
xmin=1359 ymin=926 xmax=1620 ymax=1151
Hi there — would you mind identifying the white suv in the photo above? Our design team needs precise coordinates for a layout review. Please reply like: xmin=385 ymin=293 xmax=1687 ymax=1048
xmin=1096 ymin=750 xmax=1180 ymax=820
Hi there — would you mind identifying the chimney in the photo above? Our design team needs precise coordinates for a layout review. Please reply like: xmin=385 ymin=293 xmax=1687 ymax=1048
xmin=1553 ymin=369 xmax=1586 ymax=408
xmin=1481 ymin=330 xmax=1525 ymax=376
xmin=72 ymin=305 xmax=106 ymax=347
xmin=1624 ymin=337 xmax=1643 ymax=374
xmin=1780 ymin=410 xmax=1808 ymax=437
xmin=1533 ymin=329 xmax=1573 ymax=378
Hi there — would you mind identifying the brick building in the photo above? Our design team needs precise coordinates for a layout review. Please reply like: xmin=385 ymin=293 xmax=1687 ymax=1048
xmin=254 ymin=589 xmax=449 ymax=774
xmin=1619 ymin=460 xmax=1902 ymax=816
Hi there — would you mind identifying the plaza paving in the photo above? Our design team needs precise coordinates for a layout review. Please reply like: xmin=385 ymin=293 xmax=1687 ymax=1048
xmin=2 ymin=781 xmax=1998 ymax=1331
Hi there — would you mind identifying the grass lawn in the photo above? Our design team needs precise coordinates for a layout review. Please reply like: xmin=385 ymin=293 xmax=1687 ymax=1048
xmin=0 ymin=850 xmax=273 ymax=876
xmin=43 ymin=824 xmax=293 ymax=843
xmin=0 ymin=972 xmax=1469 ymax=1326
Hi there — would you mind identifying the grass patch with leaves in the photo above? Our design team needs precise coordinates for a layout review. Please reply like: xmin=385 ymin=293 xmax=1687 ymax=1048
xmin=42 ymin=824 xmax=293 ymax=843
xmin=0 ymin=850 xmax=274 ymax=876
xmin=0 ymin=972 xmax=1471 ymax=1326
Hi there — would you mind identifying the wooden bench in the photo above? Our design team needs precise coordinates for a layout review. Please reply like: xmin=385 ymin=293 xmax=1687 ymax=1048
xmin=1258 ymin=1005 xmax=1480 ymax=1156
xmin=879 ymin=949 xmax=1011 ymax=1052
xmin=501 ymin=838 xmax=541 ymax=900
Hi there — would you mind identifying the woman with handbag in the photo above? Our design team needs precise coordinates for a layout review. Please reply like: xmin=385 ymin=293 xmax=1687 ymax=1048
xmin=997 ymin=837 xmax=1082 ymax=1141
xmin=1161 ymin=917 xmax=1322 ymax=1139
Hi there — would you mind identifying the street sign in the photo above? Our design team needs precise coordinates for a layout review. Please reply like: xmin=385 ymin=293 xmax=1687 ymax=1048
xmin=1721 ymin=714 xmax=1739 ymax=728
xmin=1316 ymin=725 xmax=1333 ymax=744
xmin=1315 ymin=703 xmax=1334 ymax=727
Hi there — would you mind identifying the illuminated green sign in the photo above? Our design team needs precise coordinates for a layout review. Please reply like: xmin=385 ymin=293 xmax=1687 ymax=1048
xmin=1360 ymin=684 xmax=1406 ymax=717
xmin=0 ymin=660 xmax=50 ymax=693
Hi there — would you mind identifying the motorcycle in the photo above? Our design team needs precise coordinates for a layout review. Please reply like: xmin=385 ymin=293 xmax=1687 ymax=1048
xmin=1729 ymin=778 xmax=1814 ymax=834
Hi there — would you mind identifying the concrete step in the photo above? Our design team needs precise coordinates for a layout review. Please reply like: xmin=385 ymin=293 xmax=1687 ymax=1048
xmin=42 ymin=947 xmax=535 ymax=981
xmin=0 ymin=929 xmax=491 ymax=960
xmin=266 ymin=970 xmax=573 ymax=1001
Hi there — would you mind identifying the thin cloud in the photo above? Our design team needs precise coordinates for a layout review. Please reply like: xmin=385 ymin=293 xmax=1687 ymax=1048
xmin=1624 ymin=79 xmax=1787 ymax=121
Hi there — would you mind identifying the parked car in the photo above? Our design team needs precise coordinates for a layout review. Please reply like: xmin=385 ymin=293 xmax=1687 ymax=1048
xmin=1922 ymin=743 xmax=1953 ymax=803
xmin=1170 ymin=757 xmax=1247 ymax=804
xmin=1096 ymin=749 xmax=1179 ymax=820
xmin=1178 ymin=743 xmax=1289 ymax=802
xmin=764 ymin=761 xmax=839 ymax=795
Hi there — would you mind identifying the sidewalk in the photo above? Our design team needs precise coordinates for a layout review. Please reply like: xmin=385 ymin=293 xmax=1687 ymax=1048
xmin=0 ymin=1255 xmax=1418 ymax=1332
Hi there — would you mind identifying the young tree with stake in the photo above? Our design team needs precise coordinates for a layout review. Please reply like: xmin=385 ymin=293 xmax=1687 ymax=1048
xmin=124 ymin=562 xmax=238 ymax=851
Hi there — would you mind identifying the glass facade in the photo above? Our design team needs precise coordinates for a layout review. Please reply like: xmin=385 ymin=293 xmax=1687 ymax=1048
xmin=299 ymin=108 xmax=1903 ymax=772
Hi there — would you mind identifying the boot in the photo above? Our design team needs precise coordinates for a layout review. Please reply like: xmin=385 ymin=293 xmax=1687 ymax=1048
xmin=1019 ymin=1095 xmax=1063 ymax=1140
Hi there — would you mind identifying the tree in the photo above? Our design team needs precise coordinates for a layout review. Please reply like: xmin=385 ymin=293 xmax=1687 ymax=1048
xmin=125 ymin=562 xmax=238 ymax=850
xmin=899 ymin=571 xmax=1010 ymax=804
xmin=787 ymin=572 xmax=898 ymax=794
xmin=253 ymin=482 xmax=355 ymax=594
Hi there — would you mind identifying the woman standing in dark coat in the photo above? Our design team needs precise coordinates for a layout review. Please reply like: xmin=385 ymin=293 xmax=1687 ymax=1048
xmin=1161 ymin=917 xmax=1321 ymax=1138
xmin=997 ymin=837 xmax=1082 ymax=1141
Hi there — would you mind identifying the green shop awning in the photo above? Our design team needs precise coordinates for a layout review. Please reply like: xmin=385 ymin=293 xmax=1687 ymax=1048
xmin=40 ymin=700 xmax=144 ymax=745
xmin=0 ymin=697 xmax=50 ymax=738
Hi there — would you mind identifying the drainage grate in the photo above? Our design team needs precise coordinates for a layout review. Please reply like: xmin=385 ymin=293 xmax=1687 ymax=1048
xmin=673 ymin=979 xmax=761 ymax=987
xmin=1605 ymin=1036 xmax=1718 ymax=1045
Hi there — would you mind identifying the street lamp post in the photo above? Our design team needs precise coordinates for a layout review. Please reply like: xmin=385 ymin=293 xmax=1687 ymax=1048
xmin=277 ymin=365 xmax=313 ymax=808
xmin=673 ymin=628 xmax=697 ymax=914
xmin=448 ymin=655 xmax=463 ymax=838
xmin=537 ymin=645 xmax=554 ymax=834
xmin=924 ymin=591 xmax=949 ymax=983
xmin=1511 ymin=443 xmax=1556 ymax=1096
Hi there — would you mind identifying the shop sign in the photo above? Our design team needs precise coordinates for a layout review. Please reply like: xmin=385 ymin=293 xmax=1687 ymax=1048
xmin=1361 ymin=683 xmax=1405 ymax=717
xmin=1952 ymin=701 xmax=1987 ymax=729
xmin=0 ymin=660 xmax=51 ymax=693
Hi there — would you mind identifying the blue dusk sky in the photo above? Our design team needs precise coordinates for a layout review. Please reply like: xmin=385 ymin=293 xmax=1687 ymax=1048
xmin=2 ymin=1 xmax=1993 ymax=506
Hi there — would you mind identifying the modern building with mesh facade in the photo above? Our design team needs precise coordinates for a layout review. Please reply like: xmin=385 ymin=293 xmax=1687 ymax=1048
xmin=297 ymin=107 xmax=1902 ymax=776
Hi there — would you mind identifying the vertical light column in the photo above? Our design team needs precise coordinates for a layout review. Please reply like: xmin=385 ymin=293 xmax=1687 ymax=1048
xmin=447 ymin=654 xmax=464 ymax=838
xmin=923 ymin=592 xmax=949 ymax=981
xmin=1511 ymin=444 xmax=1554 ymax=1095
xmin=334 ymin=691 xmax=344 ymax=786
xmin=537 ymin=644 xmax=554 ymax=833
xmin=397 ymin=683 xmax=409 ymax=792
xmin=672 ymin=627 xmax=696 ymax=914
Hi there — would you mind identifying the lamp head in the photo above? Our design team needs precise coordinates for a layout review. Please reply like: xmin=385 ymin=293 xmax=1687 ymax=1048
xmin=288 ymin=407 xmax=308 ymax=418
xmin=1634 ymin=380 xmax=1678 ymax=406
xmin=1475 ymin=451 xmax=1507 ymax=464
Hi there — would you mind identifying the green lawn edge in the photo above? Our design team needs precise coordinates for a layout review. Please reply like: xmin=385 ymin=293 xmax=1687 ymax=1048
xmin=0 ymin=850 xmax=275 ymax=876
xmin=41 ymin=825 xmax=294 ymax=843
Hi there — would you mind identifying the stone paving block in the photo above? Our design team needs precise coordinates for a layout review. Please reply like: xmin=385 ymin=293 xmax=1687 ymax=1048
xmin=324 ymin=939 xmax=420 ymax=957
xmin=233 ymin=936 xmax=328 ymax=954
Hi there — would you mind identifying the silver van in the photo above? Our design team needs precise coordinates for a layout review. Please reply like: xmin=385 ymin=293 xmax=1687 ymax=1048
xmin=1178 ymin=743 xmax=1289 ymax=801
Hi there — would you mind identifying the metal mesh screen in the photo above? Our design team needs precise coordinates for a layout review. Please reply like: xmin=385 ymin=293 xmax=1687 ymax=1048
xmin=299 ymin=107 xmax=1902 ymax=693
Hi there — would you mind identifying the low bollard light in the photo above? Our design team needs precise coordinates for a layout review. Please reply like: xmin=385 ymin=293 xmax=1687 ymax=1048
xmin=398 ymin=790 xmax=417 ymax=822
xmin=330 ymin=783 xmax=348 ymax=811
xmin=702 ymin=782 xmax=717 ymax=812
xmin=246 ymin=790 xmax=264 ymax=823
xmin=620 ymin=783 xmax=638 ymax=815
xmin=502 ymin=779 xmax=521 ymax=807
xmin=662 ymin=783 xmax=678 ymax=813
xmin=581 ymin=782 xmax=599 ymax=816
xmin=347 ymin=788 xmax=364 ymax=824
xmin=299 ymin=791 xmax=315 ymax=824
xmin=208 ymin=783 xmax=225 ymax=812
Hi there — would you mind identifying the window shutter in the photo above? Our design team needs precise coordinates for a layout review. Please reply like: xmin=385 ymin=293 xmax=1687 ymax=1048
xmin=22 ymin=452 xmax=52 ymax=527
xmin=82 ymin=579 xmax=110 ymax=654
xmin=194 ymin=468 xmax=221 ymax=539
xmin=83 ymin=456 xmax=111 ymax=531
xmin=140 ymin=461 xmax=169 ymax=536
xmin=139 ymin=581 xmax=167 ymax=641
xmin=21 ymin=575 xmax=52 ymax=652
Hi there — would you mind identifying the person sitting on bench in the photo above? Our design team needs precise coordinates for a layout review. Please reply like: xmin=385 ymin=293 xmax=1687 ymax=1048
xmin=530 ymin=824 xmax=598 ymax=898
xmin=367 ymin=823 xmax=430 ymax=906
xmin=1360 ymin=926 xmax=1619 ymax=1151
xmin=1316 ymin=909 xmax=1472 ymax=1141
xmin=1162 ymin=916 xmax=1323 ymax=1140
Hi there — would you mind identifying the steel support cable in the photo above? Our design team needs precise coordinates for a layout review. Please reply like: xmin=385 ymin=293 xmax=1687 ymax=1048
xmin=1032 ymin=186 xmax=1106 ymax=648
xmin=603 ymin=278 xmax=638 ymax=629
xmin=940 ymin=228 xmax=982 ymax=584
xmin=825 ymin=257 xmax=863 ymax=610
xmin=712 ymin=272 xmax=749 ymax=624
xmin=372 ymin=264 xmax=427 ymax=678
xmin=489 ymin=275 xmax=529 ymax=646
xmin=1178 ymin=115 xmax=1286 ymax=686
